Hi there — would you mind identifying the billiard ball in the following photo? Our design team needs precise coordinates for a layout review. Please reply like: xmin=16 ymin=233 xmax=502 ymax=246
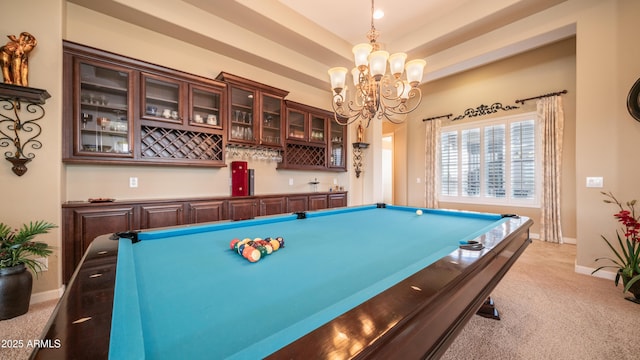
xmin=237 ymin=244 xmax=246 ymax=255
xmin=242 ymin=245 xmax=255 ymax=258
xmin=416 ymin=209 xmax=423 ymax=216
xmin=264 ymin=244 xmax=273 ymax=254
xmin=230 ymin=238 xmax=240 ymax=250
xmin=257 ymin=246 xmax=268 ymax=257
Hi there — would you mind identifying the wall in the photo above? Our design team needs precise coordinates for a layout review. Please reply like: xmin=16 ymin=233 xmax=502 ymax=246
xmin=5 ymin=0 xmax=640 ymax=297
xmin=63 ymin=3 xmax=350 ymax=203
xmin=385 ymin=0 xmax=640 ymax=277
xmin=0 ymin=0 xmax=64 ymax=296
xmin=396 ymin=37 xmax=577 ymax=239
xmin=574 ymin=0 xmax=640 ymax=275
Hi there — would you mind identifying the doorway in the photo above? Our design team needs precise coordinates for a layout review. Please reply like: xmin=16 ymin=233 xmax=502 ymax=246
xmin=382 ymin=134 xmax=393 ymax=204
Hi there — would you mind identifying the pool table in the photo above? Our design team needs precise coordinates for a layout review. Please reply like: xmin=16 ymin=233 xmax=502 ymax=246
xmin=32 ymin=204 xmax=532 ymax=359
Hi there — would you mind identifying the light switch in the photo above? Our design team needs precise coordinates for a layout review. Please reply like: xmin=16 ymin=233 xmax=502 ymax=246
xmin=586 ymin=176 xmax=603 ymax=188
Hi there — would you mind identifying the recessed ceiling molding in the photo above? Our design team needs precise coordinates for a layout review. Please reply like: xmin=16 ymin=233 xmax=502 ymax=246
xmin=425 ymin=23 xmax=576 ymax=83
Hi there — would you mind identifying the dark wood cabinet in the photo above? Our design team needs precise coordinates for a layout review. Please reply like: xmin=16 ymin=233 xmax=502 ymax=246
xmin=62 ymin=206 xmax=135 ymax=283
xmin=228 ymin=199 xmax=258 ymax=221
xmin=260 ymin=197 xmax=286 ymax=216
xmin=216 ymin=72 xmax=288 ymax=147
xmin=328 ymin=119 xmax=346 ymax=169
xmin=63 ymin=42 xmax=348 ymax=171
xmin=63 ymin=193 xmax=346 ymax=283
xmin=280 ymin=101 xmax=346 ymax=171
xmin=139 ymin=204 xmax=184 ymax=229
xmin=287 ymin=196 xmax=308 ymax=213
xmin=188 ymin=200 xmax=226 ymax=224
xmin=328 ymin=193 xmax=348 ymax=208
xmin=63 ymin=41 xmax=227 ymax=167
xmin=63 ymin=54 xmax=135 ymax=159
xmin=309 ymin=194 xmax=328 ymax=211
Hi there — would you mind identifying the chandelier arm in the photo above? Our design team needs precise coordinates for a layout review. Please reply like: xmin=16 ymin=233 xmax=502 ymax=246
xmin=379 ymin=88 xmax=423 ymax=115
xmin=380 ymin=112 xmax=406 ymax=124
xmin=331 ymin=97 xmax=367 ymax=126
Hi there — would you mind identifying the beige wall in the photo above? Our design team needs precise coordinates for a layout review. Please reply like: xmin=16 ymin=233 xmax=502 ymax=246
xmin=574 ymin=0 xmax=640 ymax=274
xmin=385 ymin=0 xmax=640 ymax=277
xmin=3 ymin=0 xmax=639 ymax=296
xmin=1 ymin=0 xmax=64 ymax=295
xmin=391 ymin=37 xmax=577 ymax=239
xmin=63 ymin=4 xmax=350 ymax=203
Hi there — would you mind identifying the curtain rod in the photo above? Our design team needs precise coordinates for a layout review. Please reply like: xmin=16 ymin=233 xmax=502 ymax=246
xmin=515 ymin=90 xmax=567 ymax=104
xmin=422 ymin=114 xmax=452 ymax=122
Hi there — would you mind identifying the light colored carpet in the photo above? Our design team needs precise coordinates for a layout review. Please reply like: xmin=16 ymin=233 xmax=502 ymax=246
xmin=441 ymin=240 xmax=638 ymax=360
xmin=0 ymin=240 xmax=637 ymax=359
xmin=0 ymin=299 xmax=57 ymax=360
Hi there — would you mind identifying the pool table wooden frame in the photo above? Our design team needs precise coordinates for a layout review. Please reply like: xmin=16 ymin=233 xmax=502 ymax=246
xmin=31 ymin=205 xmax=532 ymax=359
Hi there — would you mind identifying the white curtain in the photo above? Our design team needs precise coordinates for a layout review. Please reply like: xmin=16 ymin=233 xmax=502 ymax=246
xmin=424 ymin=119 xmax=440 ymax=209
xmin=538 ymin=96 xmax=565 ymax=243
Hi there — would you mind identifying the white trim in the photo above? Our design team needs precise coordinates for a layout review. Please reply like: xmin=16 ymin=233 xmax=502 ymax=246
xmin=575 ymin=264 xmax=616 ymax=281
xmin=30 ymin=286 xmax=64 ymax=304
xmin=438 ymin=112 xmax=541 ymax=208
xmin=530 ymin=233 xmax=576 ymax=244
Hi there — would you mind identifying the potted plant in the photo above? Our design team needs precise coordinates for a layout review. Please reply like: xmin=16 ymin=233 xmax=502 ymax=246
xmin=0 ymin=220 xmax=56 ymax=319
xmin=592 ymin=191 xmax=640 ymax=302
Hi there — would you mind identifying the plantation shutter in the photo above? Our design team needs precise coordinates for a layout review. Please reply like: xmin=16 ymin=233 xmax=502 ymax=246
xmin=461 ymin=129 xmax=480 ymax=197
xmin=510 ymin=119 xmax=536 ymax=199
xmin=484 ymin=125 xmax=506 ymax=198
xmin=440 ymin=131 xmax=458 ymax=196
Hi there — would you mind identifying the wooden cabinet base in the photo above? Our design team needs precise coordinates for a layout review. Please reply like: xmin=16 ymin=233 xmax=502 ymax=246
xmin=62 ymin=192 xmax=346 ymax=283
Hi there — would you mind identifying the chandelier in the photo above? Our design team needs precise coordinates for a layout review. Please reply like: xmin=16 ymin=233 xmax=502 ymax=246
xmin=328 ymin=0 xmax=426 ymax=128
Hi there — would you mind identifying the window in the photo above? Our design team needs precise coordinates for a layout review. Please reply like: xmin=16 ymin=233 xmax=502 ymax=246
xmin=438 ymin=112 xmax=540 ymax=207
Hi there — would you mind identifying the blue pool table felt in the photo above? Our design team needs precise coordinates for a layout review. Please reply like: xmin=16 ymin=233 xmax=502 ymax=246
xmin=110 ymin=205 xmax=505 ymax=359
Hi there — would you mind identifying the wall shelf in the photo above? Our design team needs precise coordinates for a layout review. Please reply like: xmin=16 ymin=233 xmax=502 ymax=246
xmin=0 ymin=83 xmax=51 ymax=176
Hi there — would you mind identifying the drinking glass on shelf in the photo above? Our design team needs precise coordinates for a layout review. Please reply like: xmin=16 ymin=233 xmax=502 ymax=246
xmin=81 ymin=113 xmax=92 ymax=129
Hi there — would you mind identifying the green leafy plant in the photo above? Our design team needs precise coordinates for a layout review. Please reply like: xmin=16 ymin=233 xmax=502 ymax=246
xmin=0 ymin=220 xmax=56 ymax=274
xmin=592 ymin=191 xmax=640 ymax=294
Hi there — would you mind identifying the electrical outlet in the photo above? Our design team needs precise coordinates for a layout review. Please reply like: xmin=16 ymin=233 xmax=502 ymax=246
xmin=34 ymin=257 xmax=48 ymax=271
xmin=289 ymin=178 xmax=294 ymax=186
xmin=129 ymin=177 xmax=138 ymax=188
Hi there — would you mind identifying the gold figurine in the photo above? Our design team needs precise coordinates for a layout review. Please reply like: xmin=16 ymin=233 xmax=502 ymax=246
xmin=357 ymin=121 xmax=365 ymax=143
xmin=0 ymin=32 xmax=37 ymax=86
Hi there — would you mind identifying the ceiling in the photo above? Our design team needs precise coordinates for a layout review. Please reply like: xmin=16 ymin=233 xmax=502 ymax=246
xmin=68 ymin=0 xmax=570 ymax=91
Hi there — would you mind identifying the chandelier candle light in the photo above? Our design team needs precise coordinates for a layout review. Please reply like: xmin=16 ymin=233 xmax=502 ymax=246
xmin=328 ymin=0 xmax=426 ymax=127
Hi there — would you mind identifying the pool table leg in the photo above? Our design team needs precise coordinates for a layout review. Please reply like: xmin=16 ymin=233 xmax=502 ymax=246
xmin=476 ymin=297 xmax=500 ymax=320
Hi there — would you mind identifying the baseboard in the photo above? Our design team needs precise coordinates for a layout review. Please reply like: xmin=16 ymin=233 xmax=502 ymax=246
xmin=30 ymin=286 xmax=64 ymax=304
xmin=529 ymin=232 xmax=576 ymax=244
xmin=575 ymin=263 xmax=616 ymax=281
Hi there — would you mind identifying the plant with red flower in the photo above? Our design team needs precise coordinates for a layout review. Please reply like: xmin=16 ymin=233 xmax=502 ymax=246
xmin=0 ymin=220 xmax=56 ymax=274
xmin=592 ymin=191 xmax=640 ymax=294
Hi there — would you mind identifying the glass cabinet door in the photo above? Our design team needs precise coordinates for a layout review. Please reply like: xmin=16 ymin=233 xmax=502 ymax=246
xmin=261 ymin=94 xmax=282 ymax=146
xmin=310 ymin=114 xmax=325 ymax=143
xmin=78 ymin=61 xmax=133 ymax=156
xmin=229 ymin=86 xmax=255 ymax=142
xmin=190 ymin=85 xmax=222 ymax=128
xmin=329 ymin=119 xmax=345 ymax=168
xmin=142 ymin=74 xmax=181 ymax=123
xmin=286 ymin=108 xmax=306 ymax=140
